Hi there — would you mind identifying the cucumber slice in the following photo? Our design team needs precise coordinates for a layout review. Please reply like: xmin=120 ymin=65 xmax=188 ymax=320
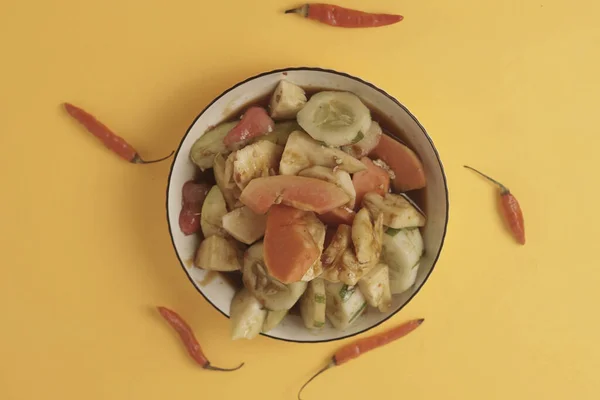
xmin=230 ymin=289 xmax=267 ymax=340
xmin=200 ymin=186 xmax=228 ymax=238
xmin=222 ymin=206 xmax=267 ymax=245
xmin=261 ymin=121 xmax=301 ymax=146
xmin=297 ymin=91 xmax=372 ymax=147
xmin=269 ymin=80 xmax=307 ymax=120
xmin=325 ymin=281 xmax=367 ymax=330
xmin=358 ymin=263 xmax=392 ymax=312
xmin=242 ymin=242 xmax=307 ymax=311
xmin=195 ymin=235 xmax=242 ymax=271
xmin=341 ymin=121 xmax=382 ymax=158
xmin=262 ymin=309 xmax=288 ymax=332
xmin=381 ymin=228 xmax=424 ymax=274
xmin=389 ymin=262 xmax=419 ymax=295
xmin=363 ymin=192 xmax=426 ymax=229
xmin=300 ymin=278 xmax=327 ymax=329
xmin=190 ymin=122 xmax=236 ymax=170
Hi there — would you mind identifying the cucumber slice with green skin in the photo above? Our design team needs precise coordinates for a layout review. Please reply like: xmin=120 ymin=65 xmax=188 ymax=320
xmin=342 ymin=121 xmax=383 ymax=159
xmin=261 ymin=121 xmax=301 ymax=146
xmin=338 ymin=284 xmax=355 ymax=302
xmin=195 ymin=235 xmax=242 ymax=272
xmin=242 ymin=242 xmax=307 ymax=311
xmin=300 ymin=278 xmax=327 ymax=329
xmin=200 ymin=186 xmax=229 ymax=238
xmin=381 ymin=228 xmax=424 ymax=274
xmin=325 ymin=281 xmax=367 ymax=330
xmin=190 ymin=122 xmax=236 ymax=170
xmin=358 ymin=263 xmax=392 ymax=312
xmin=389 ymin=262 xmax=419 ymax=295
xmin=262 ymin=309 xmax=288 ymax=332
xmin=363 ymin=192 xmax=426 ymax=229
xmin=230 ymin=289 xmax=267 ymax=340
xmin=269 ymin=80 xmax=307 ymax=120
xmin=297 ymin=91 xmax=372 ymax=147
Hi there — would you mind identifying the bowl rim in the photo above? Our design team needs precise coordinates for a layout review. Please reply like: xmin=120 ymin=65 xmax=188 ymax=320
xmin=166 ymin=66 xmax=449 ymax=343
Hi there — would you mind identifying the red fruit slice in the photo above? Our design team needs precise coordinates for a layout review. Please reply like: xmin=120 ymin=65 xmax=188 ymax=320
xmin=239 ymin=175 xmax=350 ymax=215
xmin=264 ymin=205 xmax=320 ymax=283
xmin=352 ymin=157 xmax=390 ymax=208
xmin=370 ymin=135 xmax=426 ymax=192
xmin=179 ymin=181 xmax=211 ymax=235
xmin=318 ymin=207 xmax=356 ymax=226
xmin=223 ymin=107 xmax=274 ymax=147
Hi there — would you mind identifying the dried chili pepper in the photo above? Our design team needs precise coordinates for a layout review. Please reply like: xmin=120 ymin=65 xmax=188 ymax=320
xmin=298 ymin=318 xmax=423 ymax=399
xmin=157 ymin=306 xmax=244 ymax=371
xmin=63 ymin=103 xmax=173 ymax=164
xmin=464 ymin=165 xmax=526 ymax=245
xmin=285 ymin=4 xmax=403 ymax=28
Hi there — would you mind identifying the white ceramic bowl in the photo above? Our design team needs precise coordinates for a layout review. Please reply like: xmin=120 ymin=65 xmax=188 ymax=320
xmin=167 ymin=67 xmax=448 ymax=343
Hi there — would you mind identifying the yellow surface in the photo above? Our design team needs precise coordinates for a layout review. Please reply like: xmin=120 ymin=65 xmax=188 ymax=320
xmin=1 ymin=0 xmax=599 ymax=399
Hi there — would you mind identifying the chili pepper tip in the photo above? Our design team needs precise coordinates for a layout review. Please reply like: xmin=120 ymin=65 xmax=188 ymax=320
xmin=132 ymin=150 xmax=175 ymax=164
xmin=204 ymin=362 xmax=245 ymax=372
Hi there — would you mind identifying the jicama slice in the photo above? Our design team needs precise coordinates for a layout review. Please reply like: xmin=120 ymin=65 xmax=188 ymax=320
xmin=297 ymin=91 xmax=372 ymax=147
xmin=341 ymin=120 xmax=382 ymax=158
xmin=230 ymin=288 xmax=267 ymax=340
xmin=190 ymin=122 xmax=236 ymax=170
xmin=363 ymin=192 xmax=426 ymax=229
xmin=213 ymin=153 xmax=241 ymax=210
xmin=200 ymin=186 xmax=228 ymax=238
xmin=389 ymin=262 xmax=419 ymax=295
xmin=300 ymin=278 xmax=327 ymax=329
xmin=262 ymin=309 xmax=288 ymax=332
xmin=222 ymin=206 xmax=267 ymax=245
xmin=195 ymin=235 xmax=242 ymax=271
xmin=269 ymin=80 xmax=307 ymax=120
xmin=279 ymin=131 xmax=366 ymax=175
xmin=325 ymin=281 xmax=367 ymax=330
xmin=381 ymin=228 xmax=424 ymax=275
xmin=232 ymin=140 xmax=283 ymax=189
xmin=352 ymin=208 xmax=384 ymax=267
xmin=357 ymin=263 xmax=392 ymax=312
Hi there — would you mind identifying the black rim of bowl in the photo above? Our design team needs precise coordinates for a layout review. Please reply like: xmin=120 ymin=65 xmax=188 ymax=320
xmin=166 ymin=67 xmax=449 ymax=343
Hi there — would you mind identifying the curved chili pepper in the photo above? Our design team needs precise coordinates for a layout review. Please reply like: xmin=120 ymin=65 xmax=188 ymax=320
xmin=298 ymin=319 xmax=423 ymax=399
xmin=63 ymin=103 xmax=173 ymax=164
xmin=464 ymin=166 xmax=526 ymax=245
xmin=157 ymin=306 xmax=244 ymax=371
xmin=285 ymin=3 xmax=403 ymax=28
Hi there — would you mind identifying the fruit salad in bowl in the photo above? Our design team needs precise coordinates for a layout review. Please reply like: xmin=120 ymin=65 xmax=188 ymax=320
xmin=167 ymin=68 xmax=448 ymax=343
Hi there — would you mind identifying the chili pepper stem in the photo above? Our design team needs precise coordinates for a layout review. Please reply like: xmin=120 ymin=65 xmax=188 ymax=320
xmin=463 ymin=165 xmax=510 ymax=194
xmin=132 ymin=150 xmax=175 ymax=164
xmin=204 ymin=362 xmax=245 ymax=372
xmin=284 ymin=5 xmax=308 ymax=16
xmin=298 ymin=361 xmax=336 ymax=400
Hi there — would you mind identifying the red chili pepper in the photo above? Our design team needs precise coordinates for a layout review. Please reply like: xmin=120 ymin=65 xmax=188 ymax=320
xmin=285 ymin=3 xmax=403 ymax=28
xmin=298 ymin=319 xmax=423 ymax=399
xmin=464 ymin=166 xmax=526 ymax=245
xmin=156 ymin=306 xmax=244 ymax=371
xmin=63 ymin=103 xmax=174 ymax=164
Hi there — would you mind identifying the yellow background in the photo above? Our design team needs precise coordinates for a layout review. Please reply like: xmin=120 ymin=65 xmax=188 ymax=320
xmin=2 ymin=0 xmax=599 ymax=399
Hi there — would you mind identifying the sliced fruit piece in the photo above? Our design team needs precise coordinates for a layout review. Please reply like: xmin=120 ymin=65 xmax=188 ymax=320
xmin=190 ymin=122 xmax=236 ymax=170
xmin=352 ymin=208 xmax=384 ymax=267
xmin=200 ymin=186 xmax=228 ymax=238
xmin=231 ymin=140 xmax=283 ymax=189
xmin=279 ymin=131 xmax=366 ymax=175
xmin=318 ymin=207 xmax=356 ymax=226
xmin=358 ymin=263 xmax=392 ymax=312
xmin=213 ymin=153 xmax=241 ymax=210
xmin=195 ymin=235 xmax=242 ymax=271
xmin=179 ymin=181 xmax=211 ymax=235
xmin=370 ymin=134 xmax=426 ymax=192
xmin=321 ymin=224 xmax=352 ymax=271
xmin=242 ymin=241 xmax=307 ymax=310
xmin=389 ymin=262 xmax=419 ymax=295
xmin=223 ymin=107 xmax=274 ymax=148
xmin=261 ymin=121 xmax=301 ymax=146
xmin=363 ymin=192 xmax=426 ymax=229
xmin=262 ymin=309 xmax=288 ymax=332
xmin=239 ymin=175 xmax=350 ymax=215
xmin=341 ymin=120 xmax=383 ymax=158
xmin=297 ymin=91 xmax=372 ymax=147
xmin=299 ymin=166 xmax=356 ymax=208
xmin=352 ymin=157 xmax=390 ymax=207
xmin=230 ymin=288 xmax=267 ymax=340
xmin=263 ymin=205 xmax=321 ymax=283
xmin=300 ymin=278 xmax=327 ymax=329
xmin=222 ymin=206 xmax=267 ymax=245
xmin=325 ymin=281 xmax=367 ymax=330
xmin=269 ymin=80 xmax=307 ymax=120
xmin=300 ymin=213 xmax=326 ymax=281
xmin=381 ymin=227 xmax=424 ymax=275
